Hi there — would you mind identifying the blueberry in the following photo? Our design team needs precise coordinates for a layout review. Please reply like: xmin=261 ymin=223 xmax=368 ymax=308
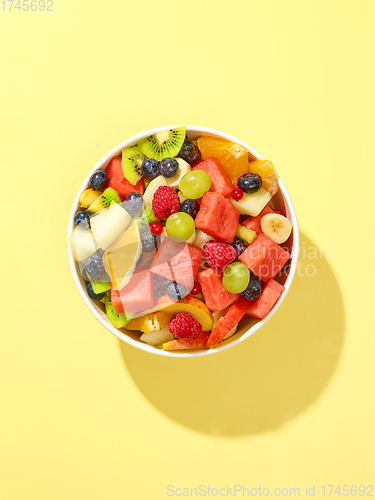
xmin=239 ymin=214 xmax=250 ymax=224
xmin=237 ymin=173 xmax=262 ymax=194
xmin=240 ymin=280 xmax=262 ymax=301
xmin=86 ymin=282 xmax=105 ymax=301
xmin=123 ymin=192 xmax=143 ymax=216
xmin=178 ymin=139 xmax=201 ymax=165
xmin=74 ymin=211 xmax=90 ymax=230
xmin=232 ymin=237 xmax=248 ymax=258
xmin=159 ymin=158 xmax=179 ymax=178
xmin=167 ymin=282 xmax=187 ymax=301
xmin=85 ymin=254 xmax=106 ymax=279
xmin=89 ymin=170 xmax=109 ymax=190
xmin=140 ymin=231 xmax=157 ymax=253
xmin=141 ymin=158 xmax=159 ymax=180
xmin=153 ymin=275 xmax=173 ymax=298
xmin=180 ymin=199 xmax=200 ymax=220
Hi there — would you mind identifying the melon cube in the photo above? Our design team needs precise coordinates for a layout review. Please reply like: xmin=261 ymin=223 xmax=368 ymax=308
xmin=198 ymin=268 xmax=239 ymax=311
xmin=69 ymin=226 xmax=98 ymax=262
xmin=238 ymin=233 xmax=290 ymax=282
xmin=195 ymin=192 xmax=240 ymax=243
xmin=246 ymin=279 xmax=285 ymax=319
xmin=90 ymin=202 xmax=132 ymax=250
xmin=193 ymin=157 xmax=233 ymax=198
xmin=242 ymin=205 xmax=274 ymax=234
xmin=231 ymin=188 xmax=271 ymax=217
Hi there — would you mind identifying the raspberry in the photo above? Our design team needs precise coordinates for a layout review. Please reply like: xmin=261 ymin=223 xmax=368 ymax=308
xmin=203 ymin=241 xmax=237 ymax=272
xmin=168 ymin=313 xmax=202 ymax=340
xmin=152 ymin=186 xmax=180 ymax=220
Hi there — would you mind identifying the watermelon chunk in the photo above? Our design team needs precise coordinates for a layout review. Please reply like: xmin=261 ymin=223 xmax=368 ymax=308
xmin=242 ymin=205 xmax=274 ymax=234
xmin=150 ymin=237 xmax=203 ymax=288
xmin=206 ymin=297 xmax=250 ymax=348
xmin=106 ymin=156 xmax=144 ymax=201
xmin=238 ymin=233 xmax=290 ymax=282
xmin=246 ymin=279 xmax=285 ymax=319
xmin=197 ymin=268 xmax=238 ymax=311
xmin=193 ymin=157 xmax=233 ymax=198
xmin=112 ymin=269 xmax=154 ymax=314
xmin=111 ymin=285 xmax=124 ymax=315
xmin=195 ymin=192 xmax=240 ymax=243
xmin=163 ymin=331 xmax=210 ymax=350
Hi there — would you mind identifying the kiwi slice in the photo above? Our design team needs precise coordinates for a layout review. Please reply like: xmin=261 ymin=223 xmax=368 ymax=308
xmin=88 ymin=187 xmax=121 ymax=213
xmin=91 ymin=281 xmax=111 ymax=294
xmin=137 ymin=126 xmax=186 ymax=161
xmin=122 ymin=146 xmax=146 ymax=186
xmin=105 ymin=295 xmax=130 ymax=329
xmin=142 ymin=204 xmax=160 ymax=225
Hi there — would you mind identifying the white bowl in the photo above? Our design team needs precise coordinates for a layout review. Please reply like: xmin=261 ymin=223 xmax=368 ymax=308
xmin=67 ymin=125 xmax=299 ymax=357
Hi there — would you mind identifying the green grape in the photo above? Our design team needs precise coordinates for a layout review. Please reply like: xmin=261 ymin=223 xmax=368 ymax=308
xmin=165 ymin=212 xmax=195 ymax=241
xmin=179 ymin=170 xmax=211 ymax=199
xmin=222 ymin=262 xmax=250 ymax=293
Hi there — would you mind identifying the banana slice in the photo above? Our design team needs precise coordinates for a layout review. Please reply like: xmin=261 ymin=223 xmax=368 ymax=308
xmin=166 ymin=158 xmax=191 ymax=189
xmin=260 ymin=213 xmax=292 ymax=244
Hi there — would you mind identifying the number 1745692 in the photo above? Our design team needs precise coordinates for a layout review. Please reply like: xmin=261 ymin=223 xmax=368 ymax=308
xmin=1 ymin=0 xmax=53 ymax=11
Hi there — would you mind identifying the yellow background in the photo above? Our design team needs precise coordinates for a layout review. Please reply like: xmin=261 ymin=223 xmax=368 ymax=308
xmin=1 ymin=1 xmax=374 ymax=499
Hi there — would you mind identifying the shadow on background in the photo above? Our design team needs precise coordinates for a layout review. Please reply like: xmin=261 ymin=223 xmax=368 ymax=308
xmin=118 ymin=231 xmax=345 ymax=436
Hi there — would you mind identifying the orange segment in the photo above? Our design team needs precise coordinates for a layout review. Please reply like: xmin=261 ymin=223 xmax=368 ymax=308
xmin=197 ymin=136 xmax=249 ymax=187
xmin=126 ymin=311 xmax=174 ymax=333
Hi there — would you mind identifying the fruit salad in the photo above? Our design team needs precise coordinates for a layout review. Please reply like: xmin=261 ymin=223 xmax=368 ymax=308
xmin=69 ymin=126 xmax=293 ymax=350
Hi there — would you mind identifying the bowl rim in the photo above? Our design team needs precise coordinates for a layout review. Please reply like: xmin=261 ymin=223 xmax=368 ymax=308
xmin=67 ymin=125 xmax=299 ymax=358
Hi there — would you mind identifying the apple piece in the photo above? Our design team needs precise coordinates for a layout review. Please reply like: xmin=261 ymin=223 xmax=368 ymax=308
xmin=161 ymin=296 xmax=213 ymax=331
xmin=212 ymin=310 xmax=238 ymax=340
xmin=140 ymin=328 xmax=175 ymax=347
xmin=69 ymin=226 xmax=98 ymax=262
xmin=163 ymin=331 xmax=210 ymax=350
xmin=231 ymin=188 xmax=272 ymax=217
xmin=206 ymin=297 xmax=250 ymax=348
xmin=90 ymin=201 xmax=132 ymax=250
